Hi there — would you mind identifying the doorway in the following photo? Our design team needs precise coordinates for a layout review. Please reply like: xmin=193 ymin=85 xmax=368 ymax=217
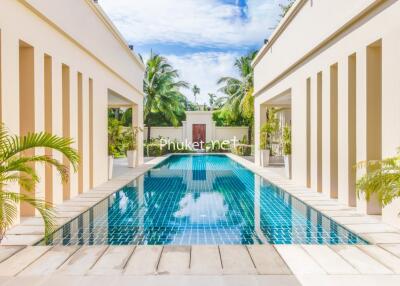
xmin=192 ymin=124 xmax=206 ymax=149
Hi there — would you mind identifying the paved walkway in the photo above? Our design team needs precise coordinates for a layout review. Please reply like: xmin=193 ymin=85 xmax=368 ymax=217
xmin=1 ymin=154 xmax=400 ymax=285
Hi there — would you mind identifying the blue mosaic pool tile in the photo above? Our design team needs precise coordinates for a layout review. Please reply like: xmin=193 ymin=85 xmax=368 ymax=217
xmin=40 ymin=155 xmax=368 ymax=246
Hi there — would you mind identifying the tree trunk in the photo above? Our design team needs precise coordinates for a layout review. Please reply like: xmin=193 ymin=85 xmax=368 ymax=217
xmin=147 ymin=124 xmax=151 ymax=142
xmin=248 ymin=125 xmax=252 ymax=144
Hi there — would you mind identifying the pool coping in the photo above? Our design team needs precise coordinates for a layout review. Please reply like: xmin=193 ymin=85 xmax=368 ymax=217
xmin=3 ymin=152 xmax=400 ymax=246
xmin=225 ymin=153 xmax=400 ymax=245
xmin=1 ymin=155 xmax=173 ymax=246
xmin=1 ymin=154 xmax=400 ymax=284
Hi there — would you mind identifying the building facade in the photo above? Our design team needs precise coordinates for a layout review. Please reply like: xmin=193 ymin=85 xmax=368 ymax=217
xmin=0 ymin=0 xmax=144 ymax=221
xmin=144 ymin=111 xmax=249 ymax=145
xmin=253 ymin=0 xmax=400 ymax=227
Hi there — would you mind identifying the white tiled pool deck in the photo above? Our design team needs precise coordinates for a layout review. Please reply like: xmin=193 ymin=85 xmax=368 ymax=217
xmin=1 ymin=154 xmax=400 ymax=286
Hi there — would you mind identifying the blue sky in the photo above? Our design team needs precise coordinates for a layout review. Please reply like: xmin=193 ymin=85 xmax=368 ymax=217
xmin=99 ymin=0 xmax=288 ymax=104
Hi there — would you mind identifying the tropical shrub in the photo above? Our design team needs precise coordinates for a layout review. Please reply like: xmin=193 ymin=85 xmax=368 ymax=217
xmin=206 ymin=141 xmax=231 ymax=153
xmin=282 ymin=124 xmax=292 ymax=156
xmin=168 ymin=140 xmax=194 ymax=153
xmin=123 ymin=126 xmax=142 ymax=152
xmin=108 ymin=118 xmax=125 ymax=157
xmin=232 ymin=144 xmax=252 ymax=156
xmin=260 ymin=108 xmax=279 ymax=150
xmin=356 ymin=149 xmax=400 ymax=206
xmin=144 ymin=143 xmax=168 ymax=157
xmin=0 ymin=124 xmax=79 ymax=242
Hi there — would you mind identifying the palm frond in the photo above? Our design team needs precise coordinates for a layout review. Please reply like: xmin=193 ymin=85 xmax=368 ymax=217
xmin=0 ymin=190 xmax=56 ymax=241
xmin=356 ymin=151 xmax=400 ymax=206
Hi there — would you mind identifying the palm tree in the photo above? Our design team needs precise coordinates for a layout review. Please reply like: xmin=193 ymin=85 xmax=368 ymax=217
xmin=279 ymin=0 xmax=295 ymax=18
xmin=217 ymin=50 xmax=258 ymax=143
xmin=0 ymin=124 xmax=79 ymax=242
xmin=192 ymin=85 xmax=200 ymax=105
xmin=208 ymin=93 xmax=217 ymax=110
xmin=144 ymin=52 xmax=188 ymax=142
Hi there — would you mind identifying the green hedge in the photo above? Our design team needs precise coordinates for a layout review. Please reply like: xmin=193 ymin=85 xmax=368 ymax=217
xmin=205 ymin=141 xmax=231 ymax=153
xmin=144 ymin=143 xmax=167 ymax=157
xmin=231 ymin=144 xmax=252 ymax=156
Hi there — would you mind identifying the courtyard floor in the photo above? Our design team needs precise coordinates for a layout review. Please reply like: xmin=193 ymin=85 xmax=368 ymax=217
xmin=1 ymin=154 xmax=400 ymax=285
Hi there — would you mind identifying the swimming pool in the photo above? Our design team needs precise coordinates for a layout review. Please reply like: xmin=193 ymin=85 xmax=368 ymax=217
xmin=40 ymin=154 xmax=368 ymax=245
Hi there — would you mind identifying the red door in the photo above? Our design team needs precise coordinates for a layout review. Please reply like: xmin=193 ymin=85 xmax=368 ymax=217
xmin=192 ymin=124 xmax=206 ymax=149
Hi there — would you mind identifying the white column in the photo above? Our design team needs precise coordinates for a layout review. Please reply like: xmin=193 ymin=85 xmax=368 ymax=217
xmin=132 ymin=103 xmax=144 ymax=165
xmin=92 ymin=81 xmax=108 ymax=186
xmin=311 ymin=73 xmax=322 ymax=193
xmin=51 ymin=58 xmax=64 ymax=205
xmin=291 ymin=79 xmax=308 ymax=186
xmin=356 ymin=45 xmax=381 ymax=215
xmin=254 ymin=101 xmax=267 ymax=166
xmin=381 ymin=35 xmax=400 ymax=226
xmin=34 ymin=47 xmax=45 ymax=210
xmin=69 ymin=67 xmax=79 ymax=198
xmin=1 ymin=31 xmax=20 ymax=223
xmin=337 ymin=56 xmax=350 ymax=205
xmin=81 ymin=74 xmax=90 ymax=192
xmin=321 ymin=66 xmax=331 ymax=197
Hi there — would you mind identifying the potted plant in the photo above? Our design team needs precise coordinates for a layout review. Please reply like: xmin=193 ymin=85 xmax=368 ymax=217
xmin=0 ymin=123 xmax=79 ymax=242
xmin=108 ymin=118 xmax=123 ymax=180
xmin=356 ymin=148 xmax=400 ymax=208
xmin=282 ymin=124 xmax=292 ymax=179
xmin=124 ymin=126 xmax=142 ymax=168
xmin=260 ymin=108 xmax=279 ymax=167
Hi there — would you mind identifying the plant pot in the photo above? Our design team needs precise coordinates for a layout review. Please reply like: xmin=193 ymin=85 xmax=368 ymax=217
xmin=284 ymin=155 xmax=292 ymax=179
xmin=127 ymin=150 xmax=137 ymax=168
xmin=108 ymin=155 xmax=114 ymax=180
xmin=261 ymin=149 xmax=270 ymax=167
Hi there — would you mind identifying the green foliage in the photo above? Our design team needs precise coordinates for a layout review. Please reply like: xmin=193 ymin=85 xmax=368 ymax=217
xmin=144 ymin=143 xmax=167 ymax=157
xmin=123 ymin=126 xmax=142 ymax=151
xmin=108 ymin=118 xmax=125 ymax=157
xmin=0 ymin=123 xmax=79 ymax=241
xmin=260 ymin=108 xmax=279 ymax=150
xmin=231 ymin=144 xmax=252 ymax=156
xmin=167 ymin=140 xmax=195 ymax=154
xmin=192 ymin=84 xmax=200 ymax=104
xmin=212 ymin=109 xmax=247 ymax=127
xmin=356 ymin=149 xmax=400 ymax=207
xmin=282 ymin=124 xmax=292 ymax=155
xmin=120 ymin=108 xmax=132 ymax=127
xmin=208 ymin=93 xmax=217 ymax=110
xmin=205 ymin=141 xmax=231 ymax=153
xmin=217 ymin=50 xmax=257 ymax=142
xmin=144 ymin=52 xmax=188 ymax=141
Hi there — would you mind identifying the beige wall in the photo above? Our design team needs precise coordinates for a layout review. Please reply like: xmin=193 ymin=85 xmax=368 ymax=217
xmin=253 ymin=0 xmax=400 ymax=227
xmin=143 ymin=126 xmax=249 ymax=143
xmin=0 ymin=0 xmax=144 ymax=219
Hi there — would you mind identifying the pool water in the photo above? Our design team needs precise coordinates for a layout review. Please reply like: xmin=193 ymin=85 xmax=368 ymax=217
xmin=41 ymin=155 xmax=368 ymax=245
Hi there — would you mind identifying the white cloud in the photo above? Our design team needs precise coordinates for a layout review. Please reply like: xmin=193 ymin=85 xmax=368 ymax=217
xmin=166 ymin=52 xmax=239 ymax=104
xmin=99 ymin=0 xmax=283 ymax=48
xmin=99 ymin=0 xmax=287 ymax=105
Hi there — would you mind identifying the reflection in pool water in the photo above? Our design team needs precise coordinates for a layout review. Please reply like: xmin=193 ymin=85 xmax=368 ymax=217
xmin=40 ymin=155 xmax=368 ymax=245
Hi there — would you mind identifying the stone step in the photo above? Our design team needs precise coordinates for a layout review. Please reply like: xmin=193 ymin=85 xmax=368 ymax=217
xmin=88 ymin=246 xmax=134 ymax=275
xmin=57 ymin=245 xmax=108 ymax=275
xmin=19 ymin=245 xmax=80 ymax=276
xmin=0 ymin=246 xmax=51 ymax=276
xmin=190 ymin=245 xmax=222 ymax=275
xmin=124 ymin=245 xmax=162 ymax=275
xmin=219 ymin=245 xmax=256 ymax=275
xmin=157 ymin=246 xmax=190 ymax=275
xmin=247 ymin=245 xmax=291 ymax=275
